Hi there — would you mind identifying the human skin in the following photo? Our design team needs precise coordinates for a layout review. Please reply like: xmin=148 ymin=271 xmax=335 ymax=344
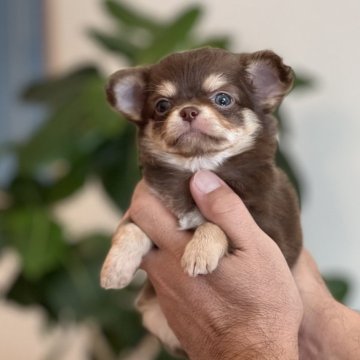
xmin=293 ymin=250 xmax=360 ymax=359
xmin=129 ymin=170 xmax=302 ymax=359
xmin=129 ymin=170 xmax=360 ymax=359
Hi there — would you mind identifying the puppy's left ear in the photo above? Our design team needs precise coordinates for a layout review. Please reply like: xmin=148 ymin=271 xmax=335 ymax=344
xmin=106 ymin=67 xmax=149 ymax=122
xmin=244 ymin=50 xmax=294 ymax=113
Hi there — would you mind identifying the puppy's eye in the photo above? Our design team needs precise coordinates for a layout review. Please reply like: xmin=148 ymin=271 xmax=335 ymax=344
xmin=155 ymin=99 xmax=171 ymax=114
xmin=213 ymin=93 xmax=233 ymax=107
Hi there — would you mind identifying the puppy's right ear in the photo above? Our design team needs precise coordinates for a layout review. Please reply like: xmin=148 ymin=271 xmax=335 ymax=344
xmin=106 ymin=67 xmax=149 ymax=122
xmin=243 ymin=51 xmax=294 ymax=114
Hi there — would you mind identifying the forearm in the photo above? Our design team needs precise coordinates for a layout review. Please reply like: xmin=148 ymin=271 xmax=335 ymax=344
xmin=299 ymin=298 xmax=360 ymax=360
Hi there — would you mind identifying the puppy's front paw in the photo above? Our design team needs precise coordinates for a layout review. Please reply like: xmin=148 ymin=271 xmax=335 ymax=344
xmin=181 ymin=242 xmax=220 ymax=276
xmin=100 ymin=223 xmax=152 ymax=289
xmin=181 ymin=222 xmax=228 ymax=277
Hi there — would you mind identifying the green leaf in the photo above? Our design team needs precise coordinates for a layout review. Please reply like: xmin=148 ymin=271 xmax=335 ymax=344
xmin=293 ymin=72 xmax=314 ymax=90
xmin=0 ymin=219 xmax=7 ymax=249
xmin=325 ymin=276 xmax=350 ymax=303
xmin=7 ymin=176 xmax=46 ymax=205
xmin=44 ymin=156 xmax=89 ymax=203
xmin=6 ymin=234 xmax=108 ymax=318
xmin=1 ymin=207 xmax=67 ymax=280
xmin=17 ymin=70 xmax=123 ymax=175
xmin=156 ymin=349 xmax=179 ymax=360
xmin=88 ymin=29 xmax=138 ymax=60
xmin=7 ymin=233 xmax=146 ymax=351
xmin=5 ymin=273 xmax=55 ymax=314
xmin=138 ymin=6 xmax=202 ymax=64
xmin=93 ymin=125 xmax=140 ymax=210
xmin=22 ymin=66 xmax=99 ymax=106
xmin=105 ymin=0 xmax=161 ymax=32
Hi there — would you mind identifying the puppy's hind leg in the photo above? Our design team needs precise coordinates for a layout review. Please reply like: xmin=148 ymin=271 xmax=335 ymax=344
xmin=136 ymin=282 xmax=187 ymax=358
xmin=100 ymin=221 xmax=152 ymax=289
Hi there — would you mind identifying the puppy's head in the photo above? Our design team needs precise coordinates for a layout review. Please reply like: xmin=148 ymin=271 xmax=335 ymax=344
xmin=106 ymin=48 xmax=293 ymax=161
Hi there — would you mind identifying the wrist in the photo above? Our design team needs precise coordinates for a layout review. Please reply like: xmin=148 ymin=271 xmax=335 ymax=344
xmin=299 ymin=296 xmax=360 ymax=359
xmin=232 ymin=340 xmax=299 ymax=360
xmin=211 ymin=326 xmax=299 ymax=360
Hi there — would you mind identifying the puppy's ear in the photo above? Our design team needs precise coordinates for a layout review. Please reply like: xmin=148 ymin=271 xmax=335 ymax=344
xmin=106 ymin=67 xmax=149 ymax=122
xmin=244 ymin=50 xmax=294 ymax=113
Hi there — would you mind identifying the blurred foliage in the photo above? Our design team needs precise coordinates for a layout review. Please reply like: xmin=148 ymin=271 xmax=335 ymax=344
xmin=324 ymin=276 xmax=350 ymax=303
xmin=0 ymin=0 xmax=349 ymax=359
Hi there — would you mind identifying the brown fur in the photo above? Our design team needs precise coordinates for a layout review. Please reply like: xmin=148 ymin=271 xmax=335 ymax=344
xmin=101 ymin=47 xmax=302 ymax=355
xmin=132 ymin=48 xmax=302 ymax=266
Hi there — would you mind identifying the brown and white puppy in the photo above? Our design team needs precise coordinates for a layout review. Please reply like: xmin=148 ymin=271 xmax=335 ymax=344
xmin=100 ymin=48 xmax=302 ymax=355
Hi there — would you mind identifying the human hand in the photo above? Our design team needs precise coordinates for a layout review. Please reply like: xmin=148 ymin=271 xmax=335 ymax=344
xmin=293 ymin=249 xmax=360 ymax=360
xmin=130 ymin=170 xmax=303 ymax=360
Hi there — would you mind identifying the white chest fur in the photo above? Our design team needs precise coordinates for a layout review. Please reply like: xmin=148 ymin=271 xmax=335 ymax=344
xmin=178 ymin=209 xmax=206 ymax=230
xmin=158 ymin=149 xmax=232 ymax=173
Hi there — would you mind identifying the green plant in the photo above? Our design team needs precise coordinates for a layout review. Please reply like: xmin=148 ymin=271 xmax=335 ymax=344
xmin=0 ymin=1 xmax=347 ymax=359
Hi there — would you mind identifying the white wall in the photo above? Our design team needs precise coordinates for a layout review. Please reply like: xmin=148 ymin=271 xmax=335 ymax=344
xmin=46 ymin=0 xmax=360 ymax=308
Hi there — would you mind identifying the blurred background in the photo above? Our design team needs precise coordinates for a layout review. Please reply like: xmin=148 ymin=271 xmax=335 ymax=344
xmin=0 ymin=0 xmax=359 ymax=359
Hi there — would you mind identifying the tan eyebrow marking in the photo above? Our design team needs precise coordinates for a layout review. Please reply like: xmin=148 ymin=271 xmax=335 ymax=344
xmin=202 ymin=73 xmax=228 ymax=93
xmin=156 ymin=81 xmax=177 ymax=98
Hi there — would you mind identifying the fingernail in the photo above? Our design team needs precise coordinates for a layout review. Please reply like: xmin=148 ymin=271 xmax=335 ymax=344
xmin=193 ymin=170 xmax=222 ymax=194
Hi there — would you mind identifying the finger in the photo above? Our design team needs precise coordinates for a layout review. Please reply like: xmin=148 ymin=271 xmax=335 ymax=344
xmin=190 ymin=170 xmax=267 ymax=250
xmin=140 ymin=247 xmax=160 ymax=272
xmin=119 ymin=209 xmax=130 ymax=225
xmin=130 ymin=180 xmax=189 ymax=252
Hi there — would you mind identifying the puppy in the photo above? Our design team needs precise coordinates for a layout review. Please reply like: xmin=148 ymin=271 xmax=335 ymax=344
xmin=100 ymin=48 xmax=302 ymax=355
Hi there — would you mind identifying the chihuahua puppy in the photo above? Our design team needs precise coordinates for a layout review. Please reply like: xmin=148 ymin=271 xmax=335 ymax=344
xmin=100 ymin=48 xmax=302 ymax=355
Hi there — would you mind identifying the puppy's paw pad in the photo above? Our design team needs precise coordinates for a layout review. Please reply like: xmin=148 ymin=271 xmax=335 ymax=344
xmin=181 ymin=243 xmax=221 ymax=277
xmin=100 ymin=248 xmax=139 ymax=289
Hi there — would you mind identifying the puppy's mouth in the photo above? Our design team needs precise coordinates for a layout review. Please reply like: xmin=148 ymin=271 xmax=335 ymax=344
xmin=164 ymin=108 xmax=230 ymax=154
xmin=165 ymin=126 xmax=227 ymax=159
xmin=143 ymin=106 xmax=261 ymax=162
xmin=171 ymin=124 xmax=226 ymax=147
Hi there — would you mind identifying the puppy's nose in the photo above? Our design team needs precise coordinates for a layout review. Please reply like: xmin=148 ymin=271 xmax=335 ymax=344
xmin=179 ymin=106 xmax=199 ymax=122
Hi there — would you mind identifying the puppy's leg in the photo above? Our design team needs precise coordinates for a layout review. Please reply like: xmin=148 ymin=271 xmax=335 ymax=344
xmin=136 ymin=282 xmax=186 ymax=357
xmin=100 ymin=221 xmax=152 ymax=289
xmin=181 ymin=222 xmax=228 ymax=277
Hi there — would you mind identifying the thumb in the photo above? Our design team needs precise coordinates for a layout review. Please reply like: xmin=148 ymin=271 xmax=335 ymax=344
xmin=190 ymin=170 xmax=265 ymax=250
